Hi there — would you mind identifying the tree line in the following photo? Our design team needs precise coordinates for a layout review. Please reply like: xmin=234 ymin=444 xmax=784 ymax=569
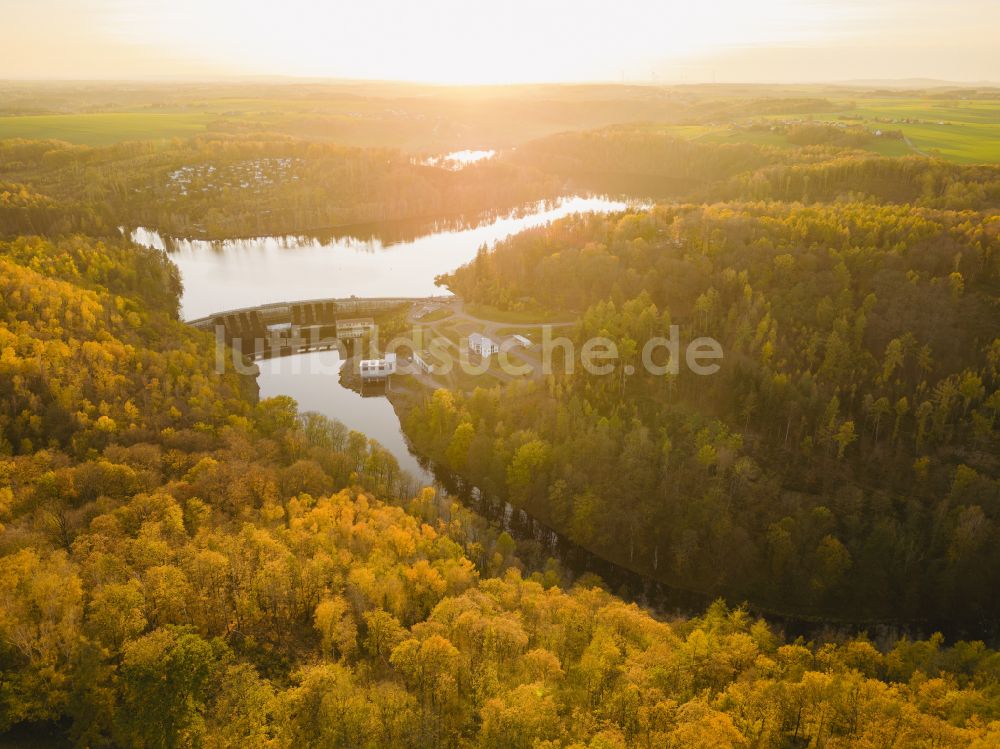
xmin=0 ymin=137 xmax=561 ymax=240
xmin=509 ymin=126 xmax=1000 ymax=209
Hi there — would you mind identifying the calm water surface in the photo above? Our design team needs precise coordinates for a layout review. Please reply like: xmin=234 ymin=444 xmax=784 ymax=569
xmin=255 ymin=349 xmax=434 ymax=485
xmin=422 ymin=149 xmax=496 ymax=169
xmin=132 ymin=196 xmax=629 ymax=321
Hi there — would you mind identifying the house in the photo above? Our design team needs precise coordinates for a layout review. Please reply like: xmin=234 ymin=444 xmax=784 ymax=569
xmin=359 ymin=353 xmax=397 ymax=380
xmin=469 ymin=333 xmax=499 ymax=357
xmin=336 ymin=317 xmax=375 ymax=339
xmin=414 ymin=349 xmax=436 ymax=374
xmin=511 ymin=334 xmax=531 ymax=348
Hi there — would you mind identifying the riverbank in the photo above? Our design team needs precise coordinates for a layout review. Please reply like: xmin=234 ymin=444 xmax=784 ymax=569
xmin=340 ymin=341 xmax=1000 ymax=645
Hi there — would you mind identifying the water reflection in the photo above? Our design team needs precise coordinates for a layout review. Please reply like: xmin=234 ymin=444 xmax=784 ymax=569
xmin=131 ymin=195 xmax=631 ymax=320
xmin=422 ymin=149 xmax=496 ymax=169
xmin=256 ymin=349 xmax=434 ymax=485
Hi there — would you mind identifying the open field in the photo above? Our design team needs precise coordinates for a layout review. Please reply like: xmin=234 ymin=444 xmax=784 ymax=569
xmin=889 ymin=121 xmax=1000 ymax=161
xmin=462 ymin=302 xmax=567 ymax=325
xmin=0 ymin=82 xmax=996 ymax=160
xmin=0 ymin=81 xmax=703 ymax=152
xmin=682 ymin=97 xmax=1000 ymax=162
xmin=0 ymin=112 xmax=214 ymax=144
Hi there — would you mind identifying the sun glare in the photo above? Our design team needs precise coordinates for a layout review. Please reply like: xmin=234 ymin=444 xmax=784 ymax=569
xmin=2 ymin=0 xmax=997 ymax=82
xmin=101 ymin=0 xmax=861 ymax=84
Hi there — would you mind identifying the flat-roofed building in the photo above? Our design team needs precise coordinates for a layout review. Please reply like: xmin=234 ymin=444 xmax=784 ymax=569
xmin=469 ymin=333 xmax=499 ymax=357
xmin=359 ymin=353 xmax=397 ymax=380
xmin=336 ymin=317 xmax=375 ymax=339
xmin=414 ymin=350 xmax=435 ymax=374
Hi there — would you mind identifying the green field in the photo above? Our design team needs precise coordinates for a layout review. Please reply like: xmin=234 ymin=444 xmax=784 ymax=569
xmin=0 ymin=112 xmax=213 ymax=144
xmin=818 ymin=99 xmax=1000 ymax=162
xmin=463 ymin=303 xmax=565 ymax=325
xmin=887 ymin=122 xmax=1000 ymax=162
xmin=0 ymin=85 xmax=996 ymax=161
xmin=714 ymin=97 xmax=1000 ymax=163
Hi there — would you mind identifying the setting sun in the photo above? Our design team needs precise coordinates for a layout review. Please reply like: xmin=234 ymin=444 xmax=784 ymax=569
xmin=4 ymin=0 xmax=998 ymax=82
xmin=119 ymin=0 xmax=854 ymax=83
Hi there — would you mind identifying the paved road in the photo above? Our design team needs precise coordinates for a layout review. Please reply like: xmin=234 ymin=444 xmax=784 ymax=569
xmin=445 ymin=299 xmax=577 ymax=336
xmin=404 ymin=298 xmax=573 ymax=386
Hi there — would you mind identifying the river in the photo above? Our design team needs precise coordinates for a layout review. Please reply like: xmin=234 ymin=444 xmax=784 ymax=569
xmin=255 ymin=348 xmax=435 ymax=484
xmin=132 ymin=195 xmax=630 ymax=321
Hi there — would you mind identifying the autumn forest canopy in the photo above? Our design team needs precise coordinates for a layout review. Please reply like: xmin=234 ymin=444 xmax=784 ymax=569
xmin=0 ymin=80 xmax=999 ymax=748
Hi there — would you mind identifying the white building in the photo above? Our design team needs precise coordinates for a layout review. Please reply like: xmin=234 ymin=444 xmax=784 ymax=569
xmin=414 ymin=350 xmax=436 ymax=374
xmin=469 ymin=333 xmax=499 ymax=357
xmin=359 ymin=353 xmax=397 ymax=380
xmin=336 ymin=317 xmax=375 ymax=339
xmin=511 ymin=334 xmax=531 ymax=348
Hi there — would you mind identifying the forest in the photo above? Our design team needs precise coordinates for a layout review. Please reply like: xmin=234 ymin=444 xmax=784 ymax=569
xmin=2 ymin=167 xmax=1000 ymax=747
xmin=0 ymin=137 xmax=562 ymax=240
xmin=422 ymin=200 xmax=1000 ymax=628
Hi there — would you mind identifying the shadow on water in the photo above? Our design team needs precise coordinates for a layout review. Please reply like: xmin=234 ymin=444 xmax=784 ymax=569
xmin=422 ymin=460 xmax=997 ymax=645
xmin=424 ymin=461 xmax=732 ymax=621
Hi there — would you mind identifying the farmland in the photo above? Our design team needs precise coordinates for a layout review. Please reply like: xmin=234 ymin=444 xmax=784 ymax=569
xmin=650 ymin=96 xmax=1000 ymax=162
xmin=0 ymin=111 xmax=214 ymax=144
xmin=0 ymin=82 xmax=997 ymax=161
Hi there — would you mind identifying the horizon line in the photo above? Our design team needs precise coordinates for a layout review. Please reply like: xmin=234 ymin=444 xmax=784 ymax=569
xmin=2 ymin=75 xmax=999 ymax=90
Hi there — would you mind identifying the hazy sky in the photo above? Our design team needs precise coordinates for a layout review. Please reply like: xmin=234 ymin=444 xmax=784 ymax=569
xmin=4 ymin=0 xmax=998 ymax=83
